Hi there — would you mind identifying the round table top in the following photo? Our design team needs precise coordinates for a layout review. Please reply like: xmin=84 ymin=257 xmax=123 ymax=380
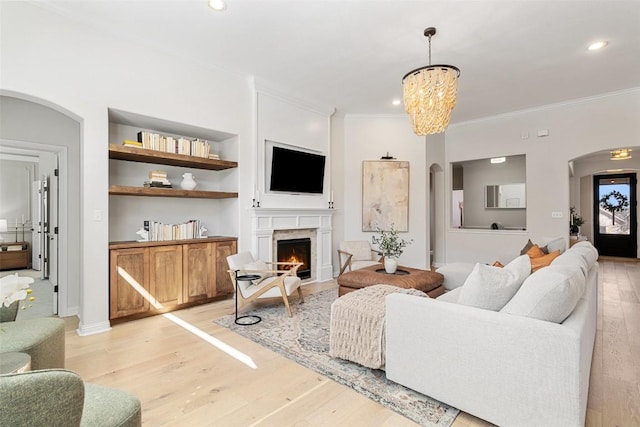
xmin=0 ymin=352 xmax=31 ymax=374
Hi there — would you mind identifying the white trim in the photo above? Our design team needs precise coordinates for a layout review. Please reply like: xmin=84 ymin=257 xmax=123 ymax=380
xmin=76 ymin=320 xmax=112 ymax=336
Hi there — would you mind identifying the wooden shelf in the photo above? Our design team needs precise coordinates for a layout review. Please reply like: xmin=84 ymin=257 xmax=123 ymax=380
xmin=108 ymin=144 xmax=237 ymax=171
xmin=109 ymin=185 xmax=238 ymax=199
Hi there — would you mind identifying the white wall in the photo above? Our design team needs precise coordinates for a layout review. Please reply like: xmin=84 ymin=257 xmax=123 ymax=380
xmin=443 ymin=89 xmax=640 ymax=263
xmin=254 ymin=87 xmax=333 ymax=209
xmin=1 ymin=1 xmax=252 ymax=334
xmin=571 ymin=152 xmax=640 ymax=256
xmin=0 ymin=159 xmax=36 ymax=245
xmin=342 ymin=115 xmax=429 ymax=269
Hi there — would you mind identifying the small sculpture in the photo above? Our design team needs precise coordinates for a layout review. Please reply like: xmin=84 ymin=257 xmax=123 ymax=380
xmin=136 ymin=228 xmax=149 ymax=241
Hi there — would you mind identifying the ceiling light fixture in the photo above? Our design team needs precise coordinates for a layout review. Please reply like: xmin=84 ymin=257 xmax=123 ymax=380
xmin=392 ymin=99 xmax=402 ymax=106
xmin=588 ymin=41 xmax=608 ymax=51
xmin=490 ymin=157 xmax=506 ymax=164
xmin=208 ymin=0 xmax=227 ymax=11
xmin=402 ymin=27 xmax=460 ymax=136
xmin=610 ymin=148 xmax=632 ymax=160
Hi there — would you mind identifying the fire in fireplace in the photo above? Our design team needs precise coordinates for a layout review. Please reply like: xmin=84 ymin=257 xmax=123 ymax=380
xmin=277 ymin=238 xmax=311 ymax=279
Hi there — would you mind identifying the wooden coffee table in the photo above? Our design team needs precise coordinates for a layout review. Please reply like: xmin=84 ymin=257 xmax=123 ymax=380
xmin=337 ymin=264 xmax=444 ymax=297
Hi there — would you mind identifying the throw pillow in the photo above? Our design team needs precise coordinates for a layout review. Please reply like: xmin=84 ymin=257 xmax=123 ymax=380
xmin=526 ymin=244 xmax=545 ymax=259
xmin=243 ymin=260 xmax=274 ymax=285
xmin=457 ymin=255 xmax=531 ymax=311
xmin=492 ymin=260 xmax=504 ymax=268
xmin=501 ymin=264 xmax=585 ymax=323
xmin=530 ymin=250 xmax=561 ymax=272
xmin=519 ymin=239 xmax=534 ymax=256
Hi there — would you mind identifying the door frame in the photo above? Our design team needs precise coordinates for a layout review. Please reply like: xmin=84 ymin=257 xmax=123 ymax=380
xmin=593 ymin=172 xmax=637 ymax=258
xmin=0 ymin=139 xmax=68 ymax=314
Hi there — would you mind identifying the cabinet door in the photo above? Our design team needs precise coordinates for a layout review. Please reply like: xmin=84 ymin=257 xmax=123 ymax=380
xmin=183 ymin=242 xmax=215 ymax=302
xmin=214 ymin=240 xmax=237 ymax=295
xmin=149 ymin=245 xmax=183 ymax=310
xmin=110 ymin=248 xmax=150 ymax=319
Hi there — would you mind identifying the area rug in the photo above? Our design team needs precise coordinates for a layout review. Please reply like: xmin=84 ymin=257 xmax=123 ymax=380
xmin=214 ymin=288 xmax=459 ymax=426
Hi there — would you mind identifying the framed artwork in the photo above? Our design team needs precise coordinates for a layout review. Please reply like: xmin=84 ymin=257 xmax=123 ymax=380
xmin=362 ymin=160 xmax=409 ymax=231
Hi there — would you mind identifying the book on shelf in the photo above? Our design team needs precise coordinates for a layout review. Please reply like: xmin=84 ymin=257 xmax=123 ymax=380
xmin=136 ymin=130 xmax=212 ymax=159
xmin=123 ymin=139 xmax=143 ymax=147
xmin=148 ymin=170 xmax=168 ymax=181
xmin=144 ymin=219 xmax=201 ymax=241
xmin=143 ymin=181 xmax=172 ymax=188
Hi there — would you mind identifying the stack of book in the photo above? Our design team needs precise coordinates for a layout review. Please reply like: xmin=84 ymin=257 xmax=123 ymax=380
xmin=144 ymin=219 xmax=202 ymax=241
xmin=208 ymin=152 xmax=220 ymax=160
xmin=143 ymin=170 xmax=172 ymax=188
xmin=134 ymin=131 xmax=211 ymax=159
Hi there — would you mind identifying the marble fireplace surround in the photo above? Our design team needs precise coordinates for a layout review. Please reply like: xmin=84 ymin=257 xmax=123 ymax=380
xmin=249 ymin=208 xmax=334 ymax=282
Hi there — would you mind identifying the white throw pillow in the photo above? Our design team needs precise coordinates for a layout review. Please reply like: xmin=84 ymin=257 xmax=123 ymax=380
xmin=243 ymin=260 xmax=274 ymax=285
xmin=501 ymin=264 xmax=585 ymax=323
xmin=457 ymin=255 xmax=531 ymax=311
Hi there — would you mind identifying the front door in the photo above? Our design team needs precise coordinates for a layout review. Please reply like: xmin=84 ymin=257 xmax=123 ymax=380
xmin=593 ymin=173 xmax=637 ymax=258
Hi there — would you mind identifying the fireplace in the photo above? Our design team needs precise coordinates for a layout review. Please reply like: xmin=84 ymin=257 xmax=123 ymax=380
xmin=277 ymin=238 xmax=311 ymax=279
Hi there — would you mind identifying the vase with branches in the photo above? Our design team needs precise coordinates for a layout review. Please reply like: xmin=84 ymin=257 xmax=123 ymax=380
xmin=371 ymin=224 xmax=413 ymax=274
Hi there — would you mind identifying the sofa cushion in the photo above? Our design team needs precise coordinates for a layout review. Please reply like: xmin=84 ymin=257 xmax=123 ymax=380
xmin=543 ymin=236 xmax=566 ymax=254
xmin=519 ymin=239 xmax=534 ymax=255
xmin=530 ymin=250 xmax=561 ymax=272
xmin=526 ymin=244 xmax=545 ymax=259
xmin=457 ymin=255 xmax=531 ymax=311
xmin=501 ymin=264 xmax=585 ymax=323
xmin=436 ymin=262 xmax=476 ymax=290
xmin=243 ymin=260 xmax=274 ymax=285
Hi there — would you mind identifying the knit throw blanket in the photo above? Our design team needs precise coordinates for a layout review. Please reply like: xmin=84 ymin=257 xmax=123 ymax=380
xmin=329 ymin=284 xmax=427 ymax=369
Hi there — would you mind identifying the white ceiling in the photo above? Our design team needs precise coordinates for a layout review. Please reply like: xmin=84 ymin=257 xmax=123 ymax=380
xmin=38 ymin=0 xmax=640 ymax=124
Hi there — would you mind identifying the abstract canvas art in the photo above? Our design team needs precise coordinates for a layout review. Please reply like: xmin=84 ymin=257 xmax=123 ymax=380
xmin=362 ymin=160 xmax=409 ymax=231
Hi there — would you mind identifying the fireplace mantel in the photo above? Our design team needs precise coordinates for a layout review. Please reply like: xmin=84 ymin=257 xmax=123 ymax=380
xmin=249 ymin=208 xmax=334 ymax=282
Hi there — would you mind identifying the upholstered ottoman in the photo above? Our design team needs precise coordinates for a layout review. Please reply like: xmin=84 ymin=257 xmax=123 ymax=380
xmin=337 ymin=264 xmax=444 ymax=297
xmin=329 ymin=284 xmax=427 ymax=369
xmin=0 ymin=317 xmax=65 ymax=369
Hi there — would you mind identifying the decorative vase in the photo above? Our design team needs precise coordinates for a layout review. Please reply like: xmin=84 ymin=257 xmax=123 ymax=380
xmin=384 ymin=257 xmax=398 ymax=274
xmin=180 ymin=173 xmax=197 ymax=190
xmin=0 ymin=301 xmax=19 ymax=323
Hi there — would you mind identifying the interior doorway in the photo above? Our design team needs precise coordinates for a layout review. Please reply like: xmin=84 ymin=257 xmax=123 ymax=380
xmin=593 ymin=173 xmax=637 ymax=258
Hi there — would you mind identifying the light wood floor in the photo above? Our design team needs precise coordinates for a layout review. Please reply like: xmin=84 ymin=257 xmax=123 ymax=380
xmin=62 ymin=258 xmax=640 ymax=426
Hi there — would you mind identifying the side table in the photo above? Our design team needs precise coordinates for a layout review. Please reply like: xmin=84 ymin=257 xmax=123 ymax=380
xmin=0 ymin=352 xmax=31 ymax=374
xmin=233 ymin=271 xmax=262 ymax=326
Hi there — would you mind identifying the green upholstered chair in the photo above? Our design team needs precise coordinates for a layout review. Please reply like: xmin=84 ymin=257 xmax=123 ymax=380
xmin=0 ymin=369 xmax=142 ymax=427
xmin=0 ymin=317 xmax=65 ymax=370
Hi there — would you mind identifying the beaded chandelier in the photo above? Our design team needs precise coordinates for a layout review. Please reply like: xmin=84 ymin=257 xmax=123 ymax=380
xmin=402 ymin=27 xmax=460 ymax=136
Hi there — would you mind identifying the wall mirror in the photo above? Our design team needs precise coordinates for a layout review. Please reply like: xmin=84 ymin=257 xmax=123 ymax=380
xmin=485 ymin=183 xmax=526 ymax=208
xmin=451 ymin=154 xmax=526 ymax=230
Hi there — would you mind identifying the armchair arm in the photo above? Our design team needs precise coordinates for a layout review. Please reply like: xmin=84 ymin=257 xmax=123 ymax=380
xmin=337 ymin=249 xmax=353 ymax=276
xmin=0 ymin=369 xmax=84 ymax=426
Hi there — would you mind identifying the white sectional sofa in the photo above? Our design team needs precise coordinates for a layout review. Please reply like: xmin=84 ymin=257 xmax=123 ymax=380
xmin=385 ymin=241 xmax=598 ymax=427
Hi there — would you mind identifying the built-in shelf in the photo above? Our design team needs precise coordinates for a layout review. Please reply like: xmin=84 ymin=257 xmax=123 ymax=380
xmin=108 ymin=144 xmax=237 ymax=171
xmin=109 ymin=185 xmax=238 ymax=199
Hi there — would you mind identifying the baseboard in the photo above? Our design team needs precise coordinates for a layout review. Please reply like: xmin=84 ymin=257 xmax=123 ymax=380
xmin=76 ymin=320 xmax=112 ymax=336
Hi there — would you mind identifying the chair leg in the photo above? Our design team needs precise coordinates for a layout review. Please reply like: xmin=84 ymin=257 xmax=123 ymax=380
xmin=297 ymin=286 xmax=305 ymax=303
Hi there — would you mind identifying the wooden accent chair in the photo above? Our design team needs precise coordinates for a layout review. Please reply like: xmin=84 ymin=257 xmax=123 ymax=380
xmin=227 ymin=252 xmax=304 ymax=317
xmin=337 ymin=241 xmax=383 ymax=276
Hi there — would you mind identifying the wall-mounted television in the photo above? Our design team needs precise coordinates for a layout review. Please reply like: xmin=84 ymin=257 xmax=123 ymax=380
xmin=269 ymin=145 xmax=326 ymax=194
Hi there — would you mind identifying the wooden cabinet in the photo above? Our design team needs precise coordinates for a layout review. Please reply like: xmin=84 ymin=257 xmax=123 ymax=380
xmin=109 ymin=247 xmax=150 ymax=319
xmin=109 ymin=237 xmax=237 ymax=321
xmin=0 ymin=242 xmax=31 ymax=270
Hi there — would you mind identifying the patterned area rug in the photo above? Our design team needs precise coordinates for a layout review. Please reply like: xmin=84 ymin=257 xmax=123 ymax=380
xmin=214 ymin=288 xmax=459 ymax=426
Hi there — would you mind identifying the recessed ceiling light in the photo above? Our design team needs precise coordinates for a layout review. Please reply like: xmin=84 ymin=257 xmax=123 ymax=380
xmin=208 ymin=0 xmax=227 ymax=11
xmin=490 ymin=157 xmax=506 ymax=164
xmin=587 ymin=41 xmax=608 ymax=51
xmin=392 ymin=99 xmax=401 ymax=106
